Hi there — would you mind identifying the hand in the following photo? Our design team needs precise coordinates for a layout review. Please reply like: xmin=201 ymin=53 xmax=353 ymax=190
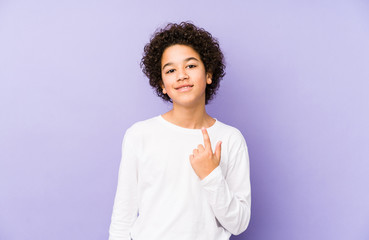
xmin=189 ymin=127 xmax=222 ymax=180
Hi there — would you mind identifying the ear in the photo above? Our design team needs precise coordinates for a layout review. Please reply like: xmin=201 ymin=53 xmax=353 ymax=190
xmin=161 ymin=82 xmax=167 ymax=94
xmin=206 ymin=72 xmax=213 ymax=84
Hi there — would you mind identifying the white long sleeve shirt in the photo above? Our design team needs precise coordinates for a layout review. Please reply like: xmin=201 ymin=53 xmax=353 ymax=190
xmin=109 ymin=115 xmax=251 ymax=240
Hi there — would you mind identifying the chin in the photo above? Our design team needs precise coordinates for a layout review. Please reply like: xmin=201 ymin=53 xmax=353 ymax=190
xmin=173 ymin=98 xmax=205 ymax=108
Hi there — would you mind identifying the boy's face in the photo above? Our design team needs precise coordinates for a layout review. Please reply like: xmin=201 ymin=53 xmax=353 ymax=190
xmin=161 ymin=44 xmax=212 ymax=108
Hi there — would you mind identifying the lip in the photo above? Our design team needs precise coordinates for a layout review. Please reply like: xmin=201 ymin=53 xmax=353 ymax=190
xmin=175 ymin=84 xmax=194 ymax=92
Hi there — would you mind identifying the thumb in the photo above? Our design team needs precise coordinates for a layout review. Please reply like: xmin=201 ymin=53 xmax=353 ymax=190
xmin=215 ymin=141 xmax=222 ymax=161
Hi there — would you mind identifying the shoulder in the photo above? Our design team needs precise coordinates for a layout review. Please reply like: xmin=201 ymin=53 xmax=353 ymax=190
xmin=214 ymin=119 xmax=248 ymax=151
xmin=119 ymin=116 xmax=161 ymax=149
xmin=215 ymin=120 xmax=246 ymax=140
xmin=127 ymin=116 xmax=159 ymax=131
xmin=122 ymin=115 xmax=161 ymax=139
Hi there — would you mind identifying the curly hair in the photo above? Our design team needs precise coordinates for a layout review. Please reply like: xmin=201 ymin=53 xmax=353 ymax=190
xmin=140 ymin=22 xmax=226 ymax=105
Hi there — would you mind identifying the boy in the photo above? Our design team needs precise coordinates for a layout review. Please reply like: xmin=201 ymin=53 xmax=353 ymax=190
xmin=109 ymin=22 xmax=251 ymax=240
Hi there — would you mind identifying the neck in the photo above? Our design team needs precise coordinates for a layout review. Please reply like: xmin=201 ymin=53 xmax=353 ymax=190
xmin=162 ymin=101 xmax=215 ymax=129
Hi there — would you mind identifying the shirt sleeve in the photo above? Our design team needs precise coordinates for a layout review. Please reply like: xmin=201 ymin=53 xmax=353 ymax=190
xmin=109 ymin=128 xmax=139 ymax=240
xmin=200 ymin=133 xmax=251 ymax=235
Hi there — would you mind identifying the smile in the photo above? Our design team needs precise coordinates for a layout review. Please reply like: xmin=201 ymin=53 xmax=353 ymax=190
xmin=175 ymin=85 xmax=194 ymax=92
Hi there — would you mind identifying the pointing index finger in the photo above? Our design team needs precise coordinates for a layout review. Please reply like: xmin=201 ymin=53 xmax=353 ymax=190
xmin=201 ymin=127 xmax=212 ymax=150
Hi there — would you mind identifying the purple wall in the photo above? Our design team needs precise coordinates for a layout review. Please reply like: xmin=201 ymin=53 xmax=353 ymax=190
xmin=1 ymin=1 xmax=368 ymax=239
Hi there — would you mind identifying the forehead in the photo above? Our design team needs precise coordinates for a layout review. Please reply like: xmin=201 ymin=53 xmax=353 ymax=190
xmin=161 ymin=44 xmax=201 ymax=64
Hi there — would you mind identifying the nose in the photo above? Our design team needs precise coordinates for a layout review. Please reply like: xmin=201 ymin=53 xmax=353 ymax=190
xmin=177 ymin=68 xmax=189 ymax=81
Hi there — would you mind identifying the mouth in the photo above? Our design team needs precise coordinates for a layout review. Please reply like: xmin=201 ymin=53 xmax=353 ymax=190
xmin=175 ymin=84 xmax=194 ymax=91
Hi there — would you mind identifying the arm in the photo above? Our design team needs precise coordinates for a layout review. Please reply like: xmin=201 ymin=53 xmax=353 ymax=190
xmin=109 ymin=129 xmax=139 ymax=240
xmin=199 ymin=133 xmax=251 ymax=235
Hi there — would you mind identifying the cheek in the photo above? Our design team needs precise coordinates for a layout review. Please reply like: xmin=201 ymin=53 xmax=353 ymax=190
xmin=162 ymin=74 xmax=177 ymax=85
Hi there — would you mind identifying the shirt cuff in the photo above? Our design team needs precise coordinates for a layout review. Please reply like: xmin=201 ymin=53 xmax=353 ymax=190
xmin=200 ymin=166 xmax=223 ymax=188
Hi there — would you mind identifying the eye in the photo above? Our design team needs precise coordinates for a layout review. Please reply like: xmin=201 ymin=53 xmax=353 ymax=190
xmin=187 ymin=64 xmax=197 ymax=69
xmin=165 ymin=69 xmax=175 ymax=74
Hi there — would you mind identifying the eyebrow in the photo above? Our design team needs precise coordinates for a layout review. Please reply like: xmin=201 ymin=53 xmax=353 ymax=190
xmin=162 ymin=57 xmax=199 ymax=70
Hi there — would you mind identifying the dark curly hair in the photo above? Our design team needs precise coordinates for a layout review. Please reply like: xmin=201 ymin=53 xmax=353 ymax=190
xmin=140 ymin=22 xmax=225 ymax=105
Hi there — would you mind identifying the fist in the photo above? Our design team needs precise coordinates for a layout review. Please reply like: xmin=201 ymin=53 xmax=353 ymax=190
xmin=189 ymin=127 xmax=222 ymax=180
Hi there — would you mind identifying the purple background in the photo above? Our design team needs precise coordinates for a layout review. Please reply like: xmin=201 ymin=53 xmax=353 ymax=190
xmin=1 ymin=0 xmax=369 ymax=239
